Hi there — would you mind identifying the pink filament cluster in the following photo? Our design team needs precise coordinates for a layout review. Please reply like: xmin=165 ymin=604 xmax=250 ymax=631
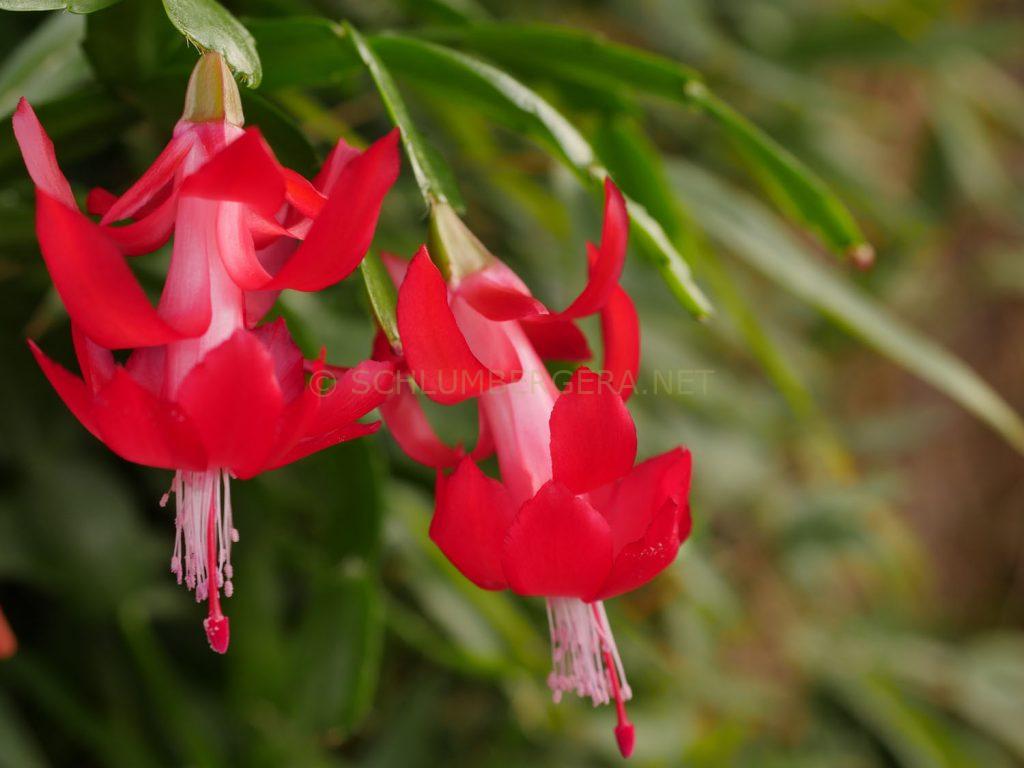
xmin=545 ymin=598 xmax=631 ymax=706
xmin=162 ymin=469 xmax=237 ymax=652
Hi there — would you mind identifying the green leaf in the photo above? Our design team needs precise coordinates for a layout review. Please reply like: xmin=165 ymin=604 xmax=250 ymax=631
xmin=360 ymin=251 xmax=400 ymax=350
xmin=291 ymin=570 xmax=384 ymax=734
xmin=84 ymin=0 xmax=190 ymax=87
xmin=0 ymin=0 xmax=64 ymax=8
xmin=670 ymin=159 xmax=1024 ymax=454
xmin=595 ymin=118 xmax=829 ymax=429
xmin=244 ymin=16 xmax=359 ymax=91
xmin=683 ymin=84 xmax=873 ymax=265
xmin=119 ymin=599 xmax=223 ymax=768
xmin=0 ymin=0 xmax=121 ymax=11
xmin=161 ymin=0 xmax=260 ymax=87
xmin=428 ymin=22 xmax=700 ymax=98
xmin=828 ymin=672 xmax=985 ymax=768
xmin=0 ymin=11 xmax=86 ymax=117
xmin=344 ymin=22 xmax=462 ymax=210
xmin=397 ymin=0 xmax=489 ymax=25
xmin=439 ymin=23 xmax=870 ymax=263
xmin=371 ymin=34 xmax=712 ymax=319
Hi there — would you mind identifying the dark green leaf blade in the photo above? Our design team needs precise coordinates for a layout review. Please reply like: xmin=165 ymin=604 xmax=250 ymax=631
xmin=291 ymin=570 xmax=384 ymax=735
xmin=0 ymin=1 xmax=65 ymax=9
xmin=438 ymin=22 xmax=870 ymax=263
xmin=671 ymin=159 xmax=1024 ymax=454
xmin=371 ymin=34 xmax=712 ymax=318
xmin=244 ymin=16 xmax=359 ymax=91
xmin=0 ymin=11 xmax=87 ymax=117
xmin=427 ymin=22 xmax=700 ymax=98
xmin=344 ymin=22 xmax=462 ymax=210
xmin=0 ymin=0 xmax=122 ymax=10
xmin=161 ymin=0 xmax=260 ymax=87
xmin=361 ymin=251 xmax=400 ymax=350
xmin=684 ymin=84 xmax=873 ymax=266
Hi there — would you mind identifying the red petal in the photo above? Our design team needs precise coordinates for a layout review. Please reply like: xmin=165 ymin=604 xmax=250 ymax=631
xmin=70 ymin=323 xmax=113 ymax=394
xmin=102 ymin=192 xmax=177 ymax=256
xmin=549 ymin=366 xmax=637 ymax=494
xmin=100 ymin=131 xmax=193 ymax=224
xmin=176 ymin=330 xmax=284 ymax=476
xmin=600 ymin=286 xmax=640 ymax=401
xmin=430 ymin=458 xmax=515 ymax=590
xmin=266 ymin=130 xmax=400 ymax=291
xmin=309 ymin=360 xmax=394 ymax=431
xmin=588 ymin=448 xmax=692 ymax=554
xmin=92 ymin=368 xmax=206 ymax=470
xmin=591 ymin=498 xmax=683 ymax=601
xmin=252 ymin=318 xmax=304 ymax=402
xmin=28 ymin=340 xmax=99 ymax=439
xmin=502 ymin=481 xmax=613 ymax=598
xmin=34 ymin=190 xmax=188 ymax=349
xmin=559 ymin=179 xmax=628 ymax=318
xmin=451 ymin=296 xmax=523 ymax=384
xmin=520 ymin=316 xmax=592 ymax=361
xmin=456 ymin=262 xmax=547 ymax=321
xmin=397 ymin=248 xmax=519 ymax=405
xmin=271 ymin=420 xmax=381 ymax=470
xmin=86 ymin=187 xmax=117 ymax=216
xmin=243 ymin=238 xmax=294 ymax=326
xmin=216 ymin=202 xmax=273 ymax=290
xmin=380 ymin=376 xmax=462 ymax=468
xmin=247 ymin=209 xmax=307 ymax=250
xmin=282 ymin=167 xmax=326 ymax=218
xmin=314 ymin=138 xmax=362 ymax=193
xmin=178 ymin=129 xmax=285 ymax=218
xmin=124 ymin=345 xmax=166 ymax=395
xmin=12 ymin=98 xmax=75 ymax=208
xmin=272 ymin=360 xmax=395 ymax=468
xmin=153 ymin=197 xmax=215 ymax=340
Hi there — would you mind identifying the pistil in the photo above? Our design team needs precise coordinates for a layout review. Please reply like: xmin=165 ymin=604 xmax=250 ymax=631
xmin=592 ymin=602 xmax=635 ymax=758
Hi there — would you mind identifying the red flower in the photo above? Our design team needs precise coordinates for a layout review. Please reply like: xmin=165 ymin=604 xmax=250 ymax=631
xmin=0 ymin=606 xmax=15 ymax=660
xmin=380 ymin=181 xmax=693 ymax=757
xmin=14 ymin=54 xmax=398 ymax=653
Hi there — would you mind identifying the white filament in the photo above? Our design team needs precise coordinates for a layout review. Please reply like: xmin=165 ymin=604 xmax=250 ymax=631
xmin=161 ymin=469 xmax=238 ymax=602
xmin=545 ymin=598 xmax=632 ymax=706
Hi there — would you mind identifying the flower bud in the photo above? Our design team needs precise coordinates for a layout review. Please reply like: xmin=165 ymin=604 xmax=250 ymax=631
xmin=183 ymin=51 xmax=244 ymax=126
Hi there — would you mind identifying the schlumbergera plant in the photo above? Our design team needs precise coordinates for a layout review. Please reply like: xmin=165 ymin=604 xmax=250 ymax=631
xmin=14 ymin=48 xmax=693 ymax=757
xmin=9 ymin=1 xmax=1024 ymax=766
xmin=14 ymin=52 xmax=400 ymax=653
xmin=375 ymin=184 xmax=693 ymax=757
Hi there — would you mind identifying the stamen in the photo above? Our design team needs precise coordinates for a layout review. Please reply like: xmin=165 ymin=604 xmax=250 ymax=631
xmin=545 ymin=598 xmax=634 ymax=757
xmin=161 ymin=469 xmax=238 ymax=652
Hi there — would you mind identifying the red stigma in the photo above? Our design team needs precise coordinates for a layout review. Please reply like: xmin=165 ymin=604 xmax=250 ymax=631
xmin=203 ymin=497 xmax=230 ymax=654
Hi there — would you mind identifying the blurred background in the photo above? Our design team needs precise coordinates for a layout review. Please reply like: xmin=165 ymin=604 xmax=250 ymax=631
xmin=1 ymin=0 xmax=1023 ymax=765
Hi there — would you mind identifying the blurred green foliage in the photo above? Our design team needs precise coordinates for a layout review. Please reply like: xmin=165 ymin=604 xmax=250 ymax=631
xmin=1 ymin=0 xmax=1023 ymax=766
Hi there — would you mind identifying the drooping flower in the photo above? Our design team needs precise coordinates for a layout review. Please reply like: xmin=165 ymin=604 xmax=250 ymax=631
xmin=0 ymin=606 xmax=15 ymax=660
xmin=379 ymin=181 xmax=693 ymax=757
xmin=15 ymin=53 xmax=398 ymax=653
